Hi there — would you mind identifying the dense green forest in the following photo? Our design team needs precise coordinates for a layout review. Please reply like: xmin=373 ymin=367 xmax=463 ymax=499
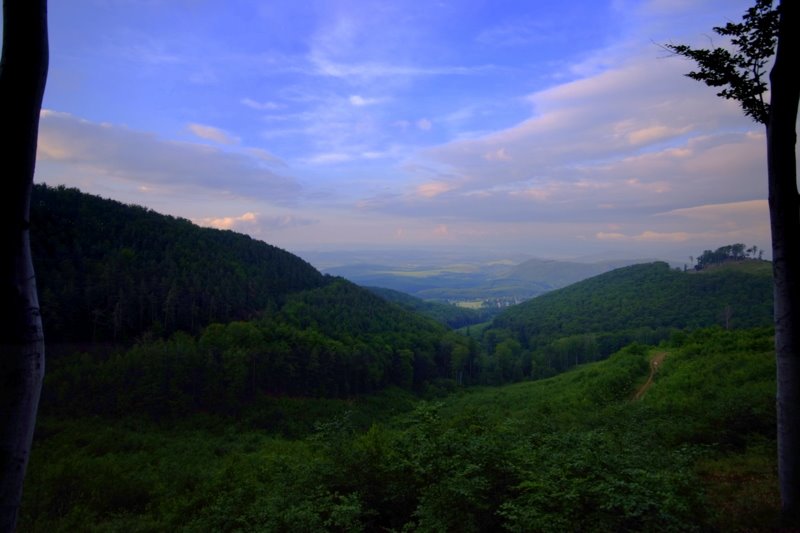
xmin=480 ymin=261 xmax=773 ymax=380
xmin=31 ymin=184 xmax=325 ymax=342
xmin=40 ymin=278 xmax=480 ymax=417
xmin=22 ymin=327 xmax=779 ymax=530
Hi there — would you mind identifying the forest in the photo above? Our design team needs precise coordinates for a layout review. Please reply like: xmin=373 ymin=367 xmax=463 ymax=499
xmin=15 ymin=185 xmax=780 ymax=530
xmin=22 ymin=327 xmax=778 ymax=531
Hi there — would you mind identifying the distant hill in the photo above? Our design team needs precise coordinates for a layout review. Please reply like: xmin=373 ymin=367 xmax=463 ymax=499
xmin=366 ymin=286 xmax=497 ymax=328
xmin=323 ymin=263 xmax=508 ymax=299
xmin=482 ymin=261 xmax=773 ymax=378
xmin=499 ymin=257 xmax=656 ymax=289
xmin=323 ymin=256 xmax=656 ymax=303
xmin=31 ymin=184 xmax=326 ymax=342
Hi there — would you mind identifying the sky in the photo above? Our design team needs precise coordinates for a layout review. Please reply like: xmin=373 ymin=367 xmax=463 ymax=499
xmin=21 ymin=0 xmax=788 ymax=261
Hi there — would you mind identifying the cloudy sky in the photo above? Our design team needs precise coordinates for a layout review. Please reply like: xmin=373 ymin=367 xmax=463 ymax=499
xmin=29 ymin=0 xmax=782 ymax=260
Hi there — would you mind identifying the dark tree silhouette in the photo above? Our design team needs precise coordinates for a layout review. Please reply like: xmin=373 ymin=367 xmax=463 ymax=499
xmin=0 ymin=0 xmax=49 ymax=530
xmin=667 ymin=0 xmax=800 ymax=522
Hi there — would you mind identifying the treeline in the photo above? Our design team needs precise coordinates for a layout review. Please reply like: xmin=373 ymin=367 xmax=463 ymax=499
xmin=31 ymin=184 xmax=324 ymax=342
xmin=479 ymin=261 xmax=773 ymax=380
xmin=695 ymin=243 xmax=765 ymax=269
xmin=42 ymin=279 xmax=481 ymax=417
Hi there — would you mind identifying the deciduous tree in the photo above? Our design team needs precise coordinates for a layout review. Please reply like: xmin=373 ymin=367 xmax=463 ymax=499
xmin=667 ymin=0 xmax=800 ymax=521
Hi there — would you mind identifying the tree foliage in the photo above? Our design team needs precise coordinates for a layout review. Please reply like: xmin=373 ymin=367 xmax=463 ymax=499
xmin=665 ymin=0 xmax=778 ymax=124
xmin=20 ymin=328 xmax=780 ymax=531
xmin=694 ymin=243 xmax=762 ymax=269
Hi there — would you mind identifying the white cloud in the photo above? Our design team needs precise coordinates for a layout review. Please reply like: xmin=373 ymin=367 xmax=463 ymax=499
xmin=416 ymin=181 xmax=455 ymax=198
xmin=475 ymin=17 xmax=556 ymax=47
xmin=401 ymin=51 xmax=766 ymax=216
xmin=417 ymin=118 xmax=433 ymax=131
xmin=197 ymin=211 xmax=259 ymax=230
xmin=663 ymin=199 xmax=768 ymax=220
xmin=349 ymin=94 xmax=383 ymax=107
xmin=246 ymin=147 xmax=285 ymax=165
xmin=433 ymin=224 xmax=450 ymax=237
xmin=241 ymin=97 xmax=282 ymax=111
xmin=483 ymin=147 xmax=511 ymax=161
xmin=306 ymin=152 xmax=353 ymax=164
xmin=187 ymin=123 xmax=240 ymax=145
xmin=37 ymin=110 xmax=301 ymax=204
xmin=596 ymin=230 xmax=691 ymax=242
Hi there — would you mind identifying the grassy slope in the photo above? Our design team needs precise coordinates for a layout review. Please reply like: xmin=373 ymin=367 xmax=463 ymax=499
xmin=21 ymin=327 xmax=777 ymax=531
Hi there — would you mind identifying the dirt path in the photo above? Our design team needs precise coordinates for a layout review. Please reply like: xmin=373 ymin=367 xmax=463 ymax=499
xmin=633 ymin=351 xmax=667 ymax=401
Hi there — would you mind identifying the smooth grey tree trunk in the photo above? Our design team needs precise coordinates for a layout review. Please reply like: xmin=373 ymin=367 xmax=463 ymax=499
xmin=0 ymin=0 xmax=48 ymax=531
xmin=769 ymin=0 xmax=800 ymax=524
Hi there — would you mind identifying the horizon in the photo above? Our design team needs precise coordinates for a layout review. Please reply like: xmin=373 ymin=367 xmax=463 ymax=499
xmin=19 ymin=0 xmax=782 ymax=260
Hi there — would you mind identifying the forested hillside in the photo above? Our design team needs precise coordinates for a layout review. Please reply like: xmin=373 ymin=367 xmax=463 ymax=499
xmin=31 ymin=184 xmax=325 ymax=342
xmin=42 ymin=278 xmax=478 ymax=417
xmin=481 ymin=261 xmax=773 ymax=379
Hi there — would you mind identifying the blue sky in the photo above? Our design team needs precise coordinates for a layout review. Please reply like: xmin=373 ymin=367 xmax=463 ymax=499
xmin=27 ymin=0 xmax=780 ymax=259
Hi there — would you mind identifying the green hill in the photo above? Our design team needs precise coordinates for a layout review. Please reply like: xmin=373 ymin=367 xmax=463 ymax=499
xmin=31 ymin=184 xmax=325 ymax=342
xmin=482 ymin=261 xmax=773 ymax=377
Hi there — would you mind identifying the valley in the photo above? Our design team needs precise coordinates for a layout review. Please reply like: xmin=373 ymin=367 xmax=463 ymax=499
xmin=18 ymin=185 xmax=780 ymax=530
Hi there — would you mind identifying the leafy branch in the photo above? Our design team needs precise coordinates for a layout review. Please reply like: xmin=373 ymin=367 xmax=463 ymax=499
xmin=665 ymin=0 xmax=779 ymax=124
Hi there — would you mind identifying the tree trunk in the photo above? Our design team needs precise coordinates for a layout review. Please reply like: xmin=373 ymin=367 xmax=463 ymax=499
xmin=0 ymin=0 xmax=49 ymax=531
xmin=769 ymin=0 xmax=800 ymax=524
